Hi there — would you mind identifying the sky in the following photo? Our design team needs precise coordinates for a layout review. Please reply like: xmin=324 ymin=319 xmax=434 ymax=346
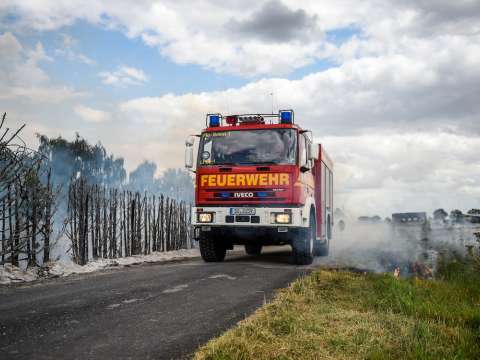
xmin=0 ymin=0 xmax=479 ymax=217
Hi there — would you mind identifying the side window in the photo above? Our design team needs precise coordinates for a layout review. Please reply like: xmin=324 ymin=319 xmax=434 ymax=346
xmin=325 ymin=166 xmax=330 ymax=210
xmin=321 ymin=162 xmax=326 ymax=207
xmin=329 ymin=170 xmax=333 ymax=210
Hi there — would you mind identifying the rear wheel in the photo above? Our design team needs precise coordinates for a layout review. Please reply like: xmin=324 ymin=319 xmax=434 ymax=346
xmin=245 ymin=243 xmax=262 ymax=255
xmin=292 ymin=214 xmax=314 ymax=265
xmin=199 ymin=234 xmax=226 ymax=262
xmin=327 ymin=215 xmax=332 ymax=240
xmin=314 ymin=238 xmax=329 ymax=256
xmin=314 ymin=215 xmax=331 ymax=256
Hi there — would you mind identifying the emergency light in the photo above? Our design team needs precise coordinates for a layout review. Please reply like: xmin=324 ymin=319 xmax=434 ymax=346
xmin=225 ymin=115 xmax=237 ymax=125
xmin=279 ymin=110 xmax=294 ymax=124
xmin=208 ymin=114 xmax=221 ymax=127
xmin=238 ymin=115 xmax=264 ymax=124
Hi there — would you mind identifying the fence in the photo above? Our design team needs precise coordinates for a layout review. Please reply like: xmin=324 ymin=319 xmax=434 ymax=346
xmin=67 ymin=178 xmax=192 ymax=265
xmin=0 ymin=112 xmax=193 ymax=268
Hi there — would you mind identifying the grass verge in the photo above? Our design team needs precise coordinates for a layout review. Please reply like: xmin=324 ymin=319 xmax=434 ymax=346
xmin=195 ymin=261 xmax=480 ymax=360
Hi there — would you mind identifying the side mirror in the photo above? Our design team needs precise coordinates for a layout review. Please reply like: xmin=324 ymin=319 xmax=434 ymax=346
xmin=309 ymin=143 xmax=319 ymax=160
xmin=185 ymin=135 xmax=196 ymax=170
xmin=185 ymin=135 xmax=195 ymax=147
xmin=307 ymin=142 xmax=313 ymax=161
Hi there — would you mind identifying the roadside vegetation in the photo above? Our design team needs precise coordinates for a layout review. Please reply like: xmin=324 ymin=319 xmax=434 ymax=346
xmin=195 ymin=257 xmax=480 ymax=359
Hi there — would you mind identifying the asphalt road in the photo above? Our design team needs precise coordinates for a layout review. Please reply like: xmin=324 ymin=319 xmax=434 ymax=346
xmin=0 ymin=247 xmax=319 ymax=360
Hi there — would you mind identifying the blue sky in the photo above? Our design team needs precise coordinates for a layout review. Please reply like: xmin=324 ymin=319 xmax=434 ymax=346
xmin=11 ymin=21 xmax=248 ymax=101
xmin=7 ymin=19 xmax=358 ymax=103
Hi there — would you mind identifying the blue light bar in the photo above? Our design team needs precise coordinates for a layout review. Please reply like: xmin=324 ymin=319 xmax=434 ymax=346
xmin=209 ymin=114 xmax=220 ymax=127
xmin=280 ymin=110 xmax=293 ymax=124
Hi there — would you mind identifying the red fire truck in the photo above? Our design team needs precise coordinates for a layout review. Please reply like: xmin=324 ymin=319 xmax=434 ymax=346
xmin=185 ymin=110 xmax=333 ymax=265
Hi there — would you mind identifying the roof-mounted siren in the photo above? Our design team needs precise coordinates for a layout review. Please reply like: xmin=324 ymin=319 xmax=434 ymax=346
xmin=238 ymin=115 xmax=264 ymax=124
xmin=206 ymin=113 xmax=221 ymax=127
xmin=279 ymin=109 xmax=294 ymax=124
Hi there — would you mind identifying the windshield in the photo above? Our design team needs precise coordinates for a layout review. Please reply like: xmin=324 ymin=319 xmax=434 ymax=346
xmin=198 ymin=129 xmax=297 ymax=166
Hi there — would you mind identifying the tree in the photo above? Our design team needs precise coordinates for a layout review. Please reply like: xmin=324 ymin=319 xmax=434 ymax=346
xmin=157 ymin=168 xmax=194 ymax=203
xmin=433 ymin=208 xmax=448 ymax=222
xmin=128 ymin=161 xmax=158 ymax=194
xmin=37 ymin=133 xmax=126 ymax=189
xmin=467 ymin=209 xmax=480 ymax=224
xmin=450 ymin=209 xmax=463 ymax=223
xmin=357 ymin=215 xmax=381 ymax=223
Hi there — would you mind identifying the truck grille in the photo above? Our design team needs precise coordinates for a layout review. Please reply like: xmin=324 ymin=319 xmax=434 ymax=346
xmin=225 ymin=215 xmax=260 ymax=223
xmin=208 ymin=189 xmax=285 ymax=202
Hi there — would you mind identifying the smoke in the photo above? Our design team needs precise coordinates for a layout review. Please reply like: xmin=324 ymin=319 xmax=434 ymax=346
xmin=326 ymin=214 xmax=479 ymax=276
xmin=128 ymin=163 xmax=194 ymax=203
xmin=32 ymin=133 xmax=194 ymax=264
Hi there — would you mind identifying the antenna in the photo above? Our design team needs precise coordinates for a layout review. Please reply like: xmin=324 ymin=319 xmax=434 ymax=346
xmin=270 ymin=92 xmax=274 ymax=114
xmin=223 ymin=79 xmax=230 ymax=114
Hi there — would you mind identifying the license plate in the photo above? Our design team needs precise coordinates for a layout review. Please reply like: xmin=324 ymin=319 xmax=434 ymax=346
xmin=230 ymin=208 xmax=256 ymax=215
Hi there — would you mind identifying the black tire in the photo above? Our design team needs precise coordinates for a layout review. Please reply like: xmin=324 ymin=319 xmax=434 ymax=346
xmin=292 ymin=215 xmax=314 ymax=265
xmin=314 ymin=218 xmax=330 ymax=256
xmin=199 ymin=235 xmax=226 ymax=262
xmin=245 ymin=243 xmax=262 ymax=255
xmin=314 ymin=238 xmax=329 ymax=256
xmin=327 ymin=215 xmax=332 ymax=240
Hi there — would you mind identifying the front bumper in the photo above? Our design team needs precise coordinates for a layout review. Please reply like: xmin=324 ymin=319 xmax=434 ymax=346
xmin=191 ymin=206 xmax=308 ymax=228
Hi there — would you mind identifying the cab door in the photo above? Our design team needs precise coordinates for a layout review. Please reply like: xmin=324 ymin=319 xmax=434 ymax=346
xmin=298 ymin=133 xmax=314 ymax=205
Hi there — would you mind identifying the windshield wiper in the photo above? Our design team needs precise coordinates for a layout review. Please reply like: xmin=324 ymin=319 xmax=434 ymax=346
xmin=215 ymin=161 xmax=279 ymax=166
xmin=253 ymin=161 xmax=279 ymax=165
xmin=217 ymin=162 xmax=239 ymax=166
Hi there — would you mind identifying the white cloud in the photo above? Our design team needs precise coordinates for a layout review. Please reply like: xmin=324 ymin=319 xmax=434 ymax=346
xmin=0 ymin=32 xmax=84 ymax=103
xmin=1 ymin=1 xmax=480 ymax=216
xmin=117 ymin=88 xmax=480 ymax=215
xmin=321 ymin=132 xmax=480 ymax=216
xmin=115 ymin=30 xmax=480 ymax=215
xmin=3 ymin=1 xmax=479 ymax=77
xmin=55 ymin=48 xmax=95 ymax=65
xmin=99 ymin=65 xmax=148 ymax=87
xmin=74 ymin=104 xmax=111 ymax=123
xmin=54 ymin=33 xmax=95 ymax=65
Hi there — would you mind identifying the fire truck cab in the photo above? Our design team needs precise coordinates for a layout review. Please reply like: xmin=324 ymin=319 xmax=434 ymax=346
xmin=185 ymin=110 xmax=333 ymax=265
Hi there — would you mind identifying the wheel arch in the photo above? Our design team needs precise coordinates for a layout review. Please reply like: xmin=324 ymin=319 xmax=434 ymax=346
xmin=301 ymin=196 xmax=316 ymax=228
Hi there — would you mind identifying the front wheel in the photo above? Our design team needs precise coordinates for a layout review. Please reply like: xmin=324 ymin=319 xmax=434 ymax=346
xmin=199 ymin=235 xmax=226 ymax=262
xmin=292 ymin=217 xmax=315 ymax=265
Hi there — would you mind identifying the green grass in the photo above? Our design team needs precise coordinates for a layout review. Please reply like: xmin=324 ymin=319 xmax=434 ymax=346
xmin=195 ymin=261 xmax=480 ymax=360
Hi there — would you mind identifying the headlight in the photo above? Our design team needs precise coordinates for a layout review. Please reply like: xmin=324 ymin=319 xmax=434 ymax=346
xmin=271 ymin=212 xmax=291 ymax=224
xmin=197 ymin=212 xmax=214 ymax=223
